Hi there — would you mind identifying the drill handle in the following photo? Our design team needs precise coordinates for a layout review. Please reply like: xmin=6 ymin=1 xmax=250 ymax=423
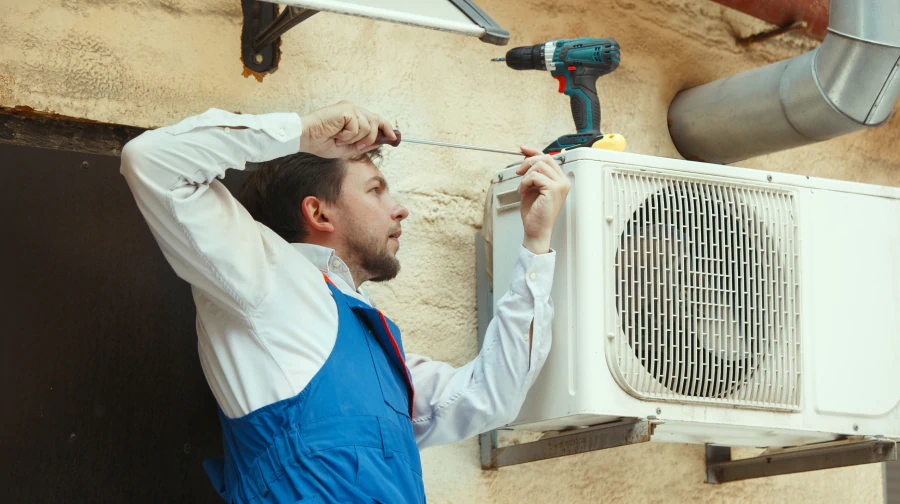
xmin=567 ymin=68 xmax=602 ymax=135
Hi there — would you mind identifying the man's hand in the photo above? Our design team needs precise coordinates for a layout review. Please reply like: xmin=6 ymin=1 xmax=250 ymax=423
xmin=298 ymin=101 xmax=395 ymax=159
xmin=515 ymin=146 xmax=571 ymax=254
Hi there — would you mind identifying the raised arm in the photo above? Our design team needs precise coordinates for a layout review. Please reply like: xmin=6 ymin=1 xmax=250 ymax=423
xmin=120 ymin=109 xmax=303 ymax=313
xmin=120 ymin=102 xmax=395 ymax=314
xmin=408 ymin=148 xmax=571 ymax=448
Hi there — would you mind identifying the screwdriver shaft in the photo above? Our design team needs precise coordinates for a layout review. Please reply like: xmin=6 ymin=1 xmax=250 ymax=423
xmin=375 ymin=129 xmax=524 ymax=156
xmin=402 ymin=137 xmax=523 ymax=156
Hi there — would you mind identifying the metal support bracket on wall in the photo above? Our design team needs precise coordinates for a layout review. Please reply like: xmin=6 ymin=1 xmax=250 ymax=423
xmin=706 ymin=438 xmax=898 ymax=484
xmin=241 ymin=0 xmax=509 ymax=74
xmin=242 ymin=1 xmax=317 ymax=74
xmin=480 ymin=418 xmax=654 ymax=469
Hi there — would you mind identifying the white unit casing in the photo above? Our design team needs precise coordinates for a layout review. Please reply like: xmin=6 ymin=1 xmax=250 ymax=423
xmin=489 ymin=148 xmax=900 ymax=448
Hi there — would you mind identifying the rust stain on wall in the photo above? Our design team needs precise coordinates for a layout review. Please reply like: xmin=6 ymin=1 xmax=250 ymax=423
xmin=0 ymin=73 xmax=19 ymax=106
xmin=5 ymin=105 xmax=153 ymax=127
xmin=0 ymin=105 xmax=150 ymax=156
xmin=241 ymin=61 xmax=266 ymax=83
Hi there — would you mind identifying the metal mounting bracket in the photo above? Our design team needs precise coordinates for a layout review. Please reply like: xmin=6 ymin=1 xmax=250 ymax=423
xmin=706 ymin=438 xmax=898 ymax=484
xmin=448 ymin=0 xmax=509 ymax=45
xmin=480 ymin=418 xmax=654 ymax=469
xmin=242 ymin=0 xmax=510 ymax=74
xmin=242 ymin=1 xmax=317 ymax=74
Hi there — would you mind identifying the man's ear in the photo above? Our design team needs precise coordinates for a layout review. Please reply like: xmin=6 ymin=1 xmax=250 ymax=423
xmin=300 ymin=196 xmax=335 ymax=234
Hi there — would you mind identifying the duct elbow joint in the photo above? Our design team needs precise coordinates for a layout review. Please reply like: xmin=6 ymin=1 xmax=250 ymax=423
xmin=668 ymin=0 xmax=900 ymax=165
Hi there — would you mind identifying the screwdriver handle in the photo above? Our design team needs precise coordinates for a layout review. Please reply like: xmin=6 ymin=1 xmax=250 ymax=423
xmin=374 ymin=129 xmax=402 ymax=147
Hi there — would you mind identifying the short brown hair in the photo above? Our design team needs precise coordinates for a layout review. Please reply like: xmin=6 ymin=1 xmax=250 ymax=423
xmin=239 ymin=148 xmax=382 ymax=243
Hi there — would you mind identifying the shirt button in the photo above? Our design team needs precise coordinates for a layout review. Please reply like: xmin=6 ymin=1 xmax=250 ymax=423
xmin=529 ymin=272 xmax=537 ymax=281
xmin=332 ymin=260 xmax=341 ymax=268
xmin=278 ymin=128 xmax=286 ymax=137
xmin=223 ymin=127 xmax=231 ymax=134
xmin=523 ymin=333 xmax=530 ymax=342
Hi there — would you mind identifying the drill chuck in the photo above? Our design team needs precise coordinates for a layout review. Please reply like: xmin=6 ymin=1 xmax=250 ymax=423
xmin=502 ymin=43 xmax=546 ymax=71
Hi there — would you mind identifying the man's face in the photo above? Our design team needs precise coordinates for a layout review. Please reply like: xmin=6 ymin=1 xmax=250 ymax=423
xmin=332 ymin=159 xmax=409 ymax=282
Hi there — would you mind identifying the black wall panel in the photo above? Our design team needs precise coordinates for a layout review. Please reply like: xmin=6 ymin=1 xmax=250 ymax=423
xmin=0 ymin=144 xmax=251 ymax=503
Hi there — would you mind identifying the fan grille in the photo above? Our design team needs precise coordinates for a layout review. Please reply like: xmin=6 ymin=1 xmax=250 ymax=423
xmin=611 ymin=171 xmax=800 ymax=410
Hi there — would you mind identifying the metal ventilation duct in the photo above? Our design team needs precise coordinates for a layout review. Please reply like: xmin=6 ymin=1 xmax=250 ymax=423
xmin=668 ymin=0 xmax=900 ymax=164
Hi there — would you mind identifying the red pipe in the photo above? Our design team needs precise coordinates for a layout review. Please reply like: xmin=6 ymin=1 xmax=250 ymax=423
xmin=710 ymin=0 xmax=829 ymax=41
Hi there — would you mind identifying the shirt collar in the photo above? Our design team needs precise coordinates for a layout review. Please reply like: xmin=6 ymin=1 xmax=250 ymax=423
xmin=289 ymin=243 xmax=374 ymax=306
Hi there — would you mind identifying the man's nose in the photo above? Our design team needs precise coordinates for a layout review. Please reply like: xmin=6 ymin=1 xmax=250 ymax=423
xmin=393 ymin=203 xmax=409 ymax=221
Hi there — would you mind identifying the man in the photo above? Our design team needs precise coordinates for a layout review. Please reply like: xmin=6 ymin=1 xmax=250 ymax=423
xmin=120 ymin=101 xmax=569 ymax=503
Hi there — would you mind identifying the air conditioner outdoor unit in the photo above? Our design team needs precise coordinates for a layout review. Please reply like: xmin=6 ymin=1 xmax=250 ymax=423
xmin=488 ymin=148 xmax=900 ymax=448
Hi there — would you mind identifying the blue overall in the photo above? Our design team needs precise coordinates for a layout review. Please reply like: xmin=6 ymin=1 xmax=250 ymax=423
xmin=203 ymin=277 xmax=425 ymax=503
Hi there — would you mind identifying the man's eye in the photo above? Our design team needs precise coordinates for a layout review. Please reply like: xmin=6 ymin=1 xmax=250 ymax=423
xmin=369 ymin=187 xmax=379 ymax=193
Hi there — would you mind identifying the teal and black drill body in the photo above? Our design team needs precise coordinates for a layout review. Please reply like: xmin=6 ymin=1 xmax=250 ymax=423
xmin=502 ymin=38 xmax=620 ymax=154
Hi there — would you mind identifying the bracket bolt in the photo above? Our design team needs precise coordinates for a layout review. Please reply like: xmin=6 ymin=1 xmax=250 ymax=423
xmin=656 ymin=407 xmax=662 ymax=415
xmin=853 ymin=423 xmax=859 ymax=431
xmin=766 ymin=174 xmax=773 ymax=182
xmin=254 ymin=54 xmax=264 ymax=64
xmin=81 ymin=161 xmax=89 ymax=169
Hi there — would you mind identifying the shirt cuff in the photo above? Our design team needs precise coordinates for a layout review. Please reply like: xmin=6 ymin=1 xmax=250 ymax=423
xmin=508 ymin=245 xmax=556 ymax=300
xmin=257 ymin=112 xmax=303 ymax=158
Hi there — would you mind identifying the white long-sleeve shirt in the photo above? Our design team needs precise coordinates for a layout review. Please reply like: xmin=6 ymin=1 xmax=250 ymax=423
xmin=119 ymin=108 xmax=555 ymax=449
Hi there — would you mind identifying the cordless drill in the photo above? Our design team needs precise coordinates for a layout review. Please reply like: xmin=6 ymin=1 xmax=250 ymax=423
xmin=496 ymin=38 xmax=621 ymax=154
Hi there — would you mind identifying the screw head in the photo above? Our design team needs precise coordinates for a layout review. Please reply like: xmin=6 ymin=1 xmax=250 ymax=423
xmin=606 ymin=332 xmax=615 ymax=340
xmin=606 ymin=215 xmax=614 ymax=223
xmin=766 ymin=174 xmax=773 ymax=182
xmin=254 ymin=54 xmax=264 ymax=64
xmin=656 ymin=407 xmax=662 ymax=415
xmin=81 ymin=161 xmax=89 ymax=169
xmin=853 ymin=423 xmax=859 ymax=431
xmin=68 ymin=433 xmax=76 ymax=443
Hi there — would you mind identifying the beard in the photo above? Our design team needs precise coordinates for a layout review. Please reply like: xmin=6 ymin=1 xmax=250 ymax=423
xmin=344 ymin=220 xmax=401 ymax=283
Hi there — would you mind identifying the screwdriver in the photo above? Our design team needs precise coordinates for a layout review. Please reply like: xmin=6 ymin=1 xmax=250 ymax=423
xmin=374 ymin=130 xmax=524 ymax=156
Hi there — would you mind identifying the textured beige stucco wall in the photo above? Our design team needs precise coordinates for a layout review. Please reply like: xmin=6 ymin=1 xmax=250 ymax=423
xmin=2 ymin=0 xmax=896 ymax=502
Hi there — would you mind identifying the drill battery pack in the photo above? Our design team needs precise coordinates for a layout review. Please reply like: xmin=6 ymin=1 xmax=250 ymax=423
xmin=544 ymin=133 xmax=626 ymax=155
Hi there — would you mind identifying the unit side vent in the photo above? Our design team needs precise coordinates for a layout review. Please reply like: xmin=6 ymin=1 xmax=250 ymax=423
xmin=610 ymin=171 xmax=800 ymax=410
